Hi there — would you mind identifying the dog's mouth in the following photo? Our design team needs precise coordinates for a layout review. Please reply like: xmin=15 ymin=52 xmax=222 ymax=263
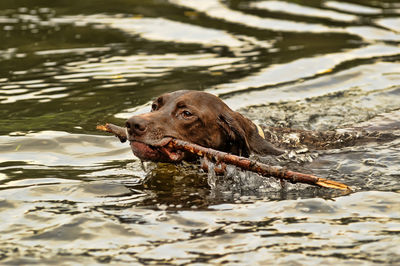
xmin=129 ymin=137 xmax=187 ymax=162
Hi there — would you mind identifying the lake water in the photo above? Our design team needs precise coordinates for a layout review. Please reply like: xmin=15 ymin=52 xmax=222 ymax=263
xmin=0 ymin=0 xmax=399 ymax=264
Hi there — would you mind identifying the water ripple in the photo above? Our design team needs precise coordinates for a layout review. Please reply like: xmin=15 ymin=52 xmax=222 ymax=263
xmin=209 ymin=44 xmax=400 ymax=99
xmin=170 ymin=0 xmax=343 ymax=33
xmin=250 ymin=1 xmax=358 ymax=23
xmin=0 ymin=131 xmax=132 ymax=167
xmin=324 ymin=1 xmax=382 ymax=15
xmin=52 ymin=15 xmax=251 ymax=48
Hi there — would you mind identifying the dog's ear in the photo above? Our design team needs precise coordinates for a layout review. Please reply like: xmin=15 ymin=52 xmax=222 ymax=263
xmin=217 ymin=113 xmax=251 ymax=157
xmin=217 ymin=112 xmax=284 ymax=157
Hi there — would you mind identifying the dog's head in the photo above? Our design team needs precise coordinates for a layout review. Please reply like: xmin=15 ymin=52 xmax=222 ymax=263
xmin=126 ymin=90 xmax=283 ymax=162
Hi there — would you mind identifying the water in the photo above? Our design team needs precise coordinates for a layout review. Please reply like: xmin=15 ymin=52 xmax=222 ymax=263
xmin=1 ymin=0 xmax=399 ymax=264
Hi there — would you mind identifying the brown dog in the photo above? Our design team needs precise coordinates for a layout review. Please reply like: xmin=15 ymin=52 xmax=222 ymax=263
xmin=125 ymin=90 xmax=283 ymax=162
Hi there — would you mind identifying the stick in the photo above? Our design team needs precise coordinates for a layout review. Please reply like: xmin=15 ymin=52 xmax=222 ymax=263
xmin=97 ymin=123 xmax=351 ymax=191
xmin=96 ymin=123 xmax=127 ymax=143
xmin=169 ymin=139 xmax=350 ymax=190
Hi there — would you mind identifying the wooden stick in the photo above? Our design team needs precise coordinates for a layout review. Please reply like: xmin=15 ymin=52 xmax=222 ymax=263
xmin=97 ymin=123 xmax=351 ymax=191
xmin=169 ymin=139 xmax=350 ymax=190
xmin=96 ymin=123 xmax=127 ymax=143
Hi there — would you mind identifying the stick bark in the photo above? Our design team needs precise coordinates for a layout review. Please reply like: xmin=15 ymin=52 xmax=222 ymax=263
xmin=97 ymin=123 xmax=351 ymax=191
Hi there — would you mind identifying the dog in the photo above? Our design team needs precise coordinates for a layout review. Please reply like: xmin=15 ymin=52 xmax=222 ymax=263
xmin=125 ymin=90 xmax=284 ymax=163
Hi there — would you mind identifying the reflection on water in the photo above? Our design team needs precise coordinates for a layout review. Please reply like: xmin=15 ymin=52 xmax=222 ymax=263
xmin=0 ymin=0 xmax=399 ymax=264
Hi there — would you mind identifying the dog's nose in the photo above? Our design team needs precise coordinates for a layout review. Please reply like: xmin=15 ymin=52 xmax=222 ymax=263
xmin=126 ymin=116 xmax=147 ymax=136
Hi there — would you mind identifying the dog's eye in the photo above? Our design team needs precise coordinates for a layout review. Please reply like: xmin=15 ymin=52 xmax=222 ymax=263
xmin=151 ymin=103 xmax=157 ymax=111
xmin=182 ymin=110 xmax=193 ymax=119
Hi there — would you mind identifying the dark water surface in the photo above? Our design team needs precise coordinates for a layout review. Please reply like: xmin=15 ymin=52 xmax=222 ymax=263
xmin=1 ymin=0 xmax=399 ymax=264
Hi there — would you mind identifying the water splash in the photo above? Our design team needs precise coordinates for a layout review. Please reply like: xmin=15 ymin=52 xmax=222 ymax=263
xmin=199 ymin=157 xmax=217 ymax=189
